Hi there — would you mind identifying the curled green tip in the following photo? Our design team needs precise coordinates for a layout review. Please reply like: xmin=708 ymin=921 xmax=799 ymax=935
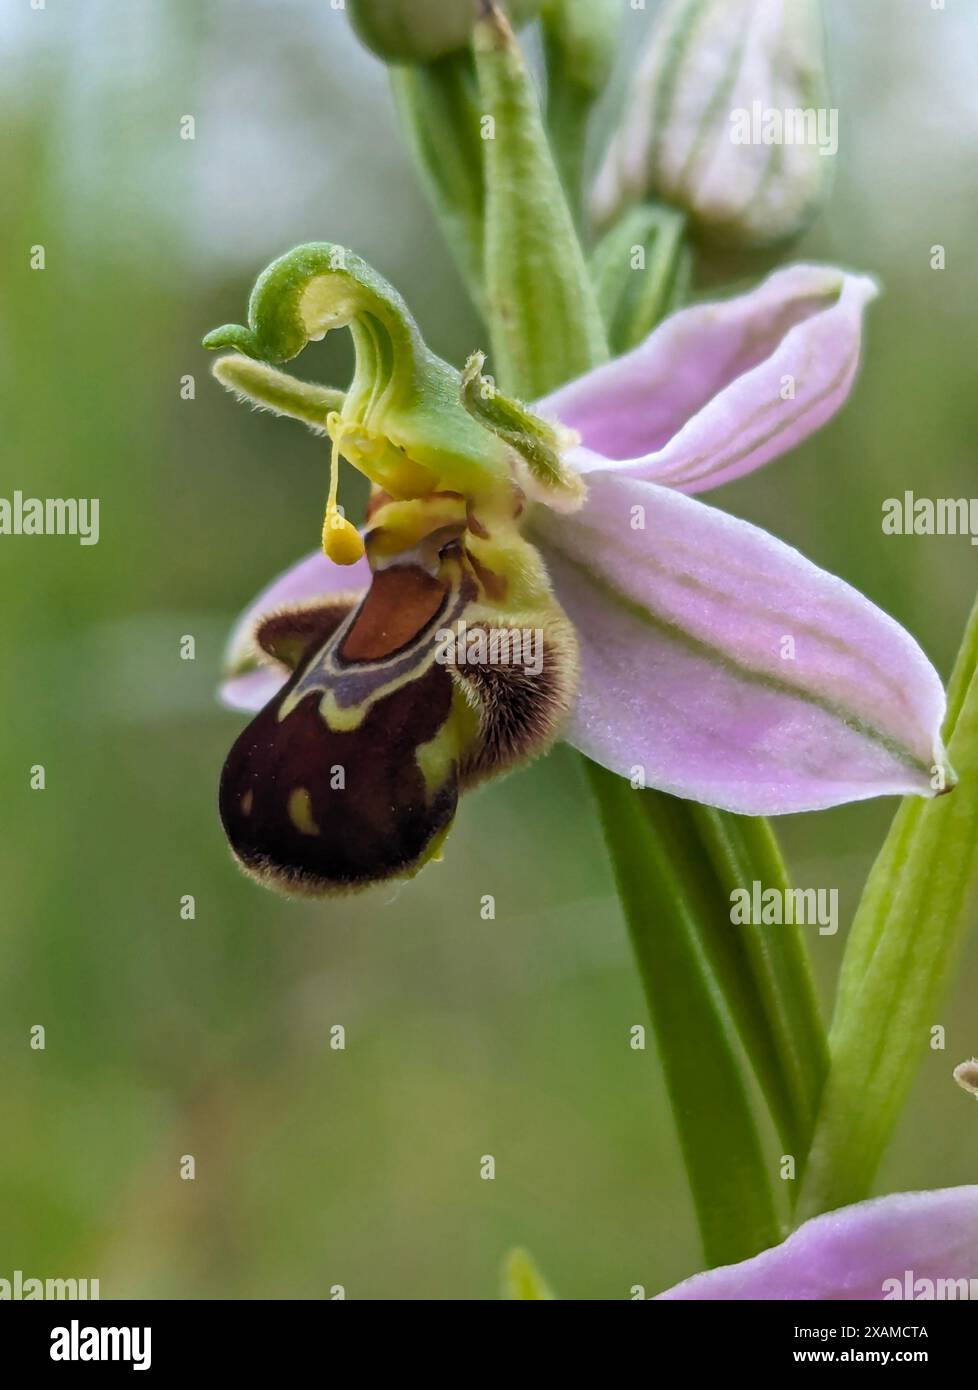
xmin=200 ymin=244 xmax=424 ymax=373
xmin=202 ymin=324 xmax=259 ymax=356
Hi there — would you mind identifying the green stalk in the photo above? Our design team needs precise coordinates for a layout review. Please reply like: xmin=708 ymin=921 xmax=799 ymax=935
xmin=688 ymin=805 xmax=828 ymax=1155
xmin=588 ymin=767 xmax=782 ymax=1266
xmin=797 ymin=594 xmax=978 ymax=1221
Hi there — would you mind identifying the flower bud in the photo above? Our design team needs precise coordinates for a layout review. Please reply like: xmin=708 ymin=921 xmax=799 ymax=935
xmin=592 ymin=0 xmax=833 ymax=249
xmin=541 ymin=0 xmax=619 ymax=100
xmin=348 ymin=0 xmax=542 ymax=65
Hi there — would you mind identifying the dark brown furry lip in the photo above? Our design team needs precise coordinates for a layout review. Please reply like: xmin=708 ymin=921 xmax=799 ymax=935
xmin=219 ymin=651 xmax=458 ymax=896
xmin=219 ymin=542 xmax=578 ymax=897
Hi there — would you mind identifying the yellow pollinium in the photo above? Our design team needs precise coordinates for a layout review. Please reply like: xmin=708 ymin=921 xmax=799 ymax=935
xmin=321 ymin=412 xmax=367 ymax=566
xmin=322 ymin=508 xmax=365 ymax=565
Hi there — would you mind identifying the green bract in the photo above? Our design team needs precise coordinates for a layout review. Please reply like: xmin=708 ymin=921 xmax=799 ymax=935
xmin=589 ymin=203 xmax=691 ymax=354
xmin=473 ymin=5 xmax=608 ymax=397
xmin=460 ymin=352 xmax=584 ymax=511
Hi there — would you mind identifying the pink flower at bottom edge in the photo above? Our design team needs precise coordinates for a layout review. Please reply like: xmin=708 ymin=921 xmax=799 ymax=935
xmin=656 ymin=1187 xmax=978 ymax=1300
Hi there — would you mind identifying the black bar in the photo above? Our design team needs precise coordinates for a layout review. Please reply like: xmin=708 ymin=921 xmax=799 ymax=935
xmin=2 ymin=1299 xmax=972 ymax=1373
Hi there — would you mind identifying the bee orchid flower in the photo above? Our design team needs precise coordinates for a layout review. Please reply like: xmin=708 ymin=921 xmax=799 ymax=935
xmin=206 ymin=246 xmax=950 ymax=895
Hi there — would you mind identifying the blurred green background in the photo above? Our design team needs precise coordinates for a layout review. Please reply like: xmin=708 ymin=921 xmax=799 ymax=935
xmin=1 ymin=0 xmax=976 ymax=1300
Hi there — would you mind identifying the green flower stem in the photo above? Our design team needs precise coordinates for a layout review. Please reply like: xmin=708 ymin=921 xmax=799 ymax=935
xmin=390 ymin=52 xmax=487 ymax=311
xmin=797 ymin=594 xmax=978 ymax=1221
xmin=472 ymin=1 xmax=608 ymax=397
xmin=588 ymin=766 xmax=782 ymax=1267
xmin=688 ymin=806 xmax=828 ymax=1154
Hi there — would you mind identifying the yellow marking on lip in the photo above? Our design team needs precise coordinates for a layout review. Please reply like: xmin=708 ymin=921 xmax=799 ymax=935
xmin=241 ymin=788 xmax=254 ymax=816
xmin=277 ymin=623 xmax=445 ymax=730
xmin=414 ymin=691 xmax=479 ymax=800
xmin=287 ymin=787 xmax=321 ymax=836
xmin=277 ymin=655 xmax=437 ymax=730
